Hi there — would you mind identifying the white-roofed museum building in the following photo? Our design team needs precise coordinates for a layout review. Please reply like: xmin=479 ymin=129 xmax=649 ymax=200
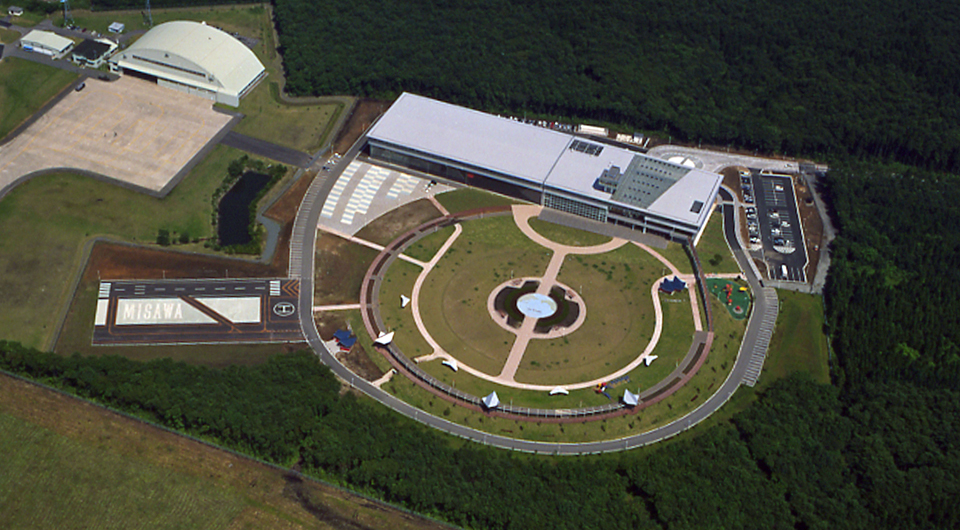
xmin=109 ymin=21 xmax=265 ymax=106
xmin=367 ymin=93 xmax=722 ymax=244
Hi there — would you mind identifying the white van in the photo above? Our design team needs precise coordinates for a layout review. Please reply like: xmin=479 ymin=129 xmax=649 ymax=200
xmin=780 ymin=264 xmax=788 ymax=279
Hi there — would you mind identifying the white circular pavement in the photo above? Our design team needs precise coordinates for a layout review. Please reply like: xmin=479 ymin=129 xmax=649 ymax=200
xmin=516 ymin=293 xmax=558 ymax=318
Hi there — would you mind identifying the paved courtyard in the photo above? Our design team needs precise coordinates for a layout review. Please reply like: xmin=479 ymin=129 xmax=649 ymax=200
xmin=317 ymin=160 xmax=453 ymax=236
xmin=0 ymin=77 xmax=233 ymax=196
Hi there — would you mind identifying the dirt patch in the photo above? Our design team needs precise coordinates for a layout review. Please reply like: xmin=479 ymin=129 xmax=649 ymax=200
xmin=793 ymin=177 xmax=823 ymax=283
xmin=81 ymin=241 xmax=284 ymax=283
xmin=332 ymin=99 xmax=390 ymax=154
xmin=314 ymin=234 xmax=380 ymax=305
xmin=265 ymin=170 xmax=317 ymax=226
xmin=335 ymin=345 xmax=385 ymax=382
xmin=0 ymin=374 xmax=449 ymax=530
xmin=355 ymin=199 xmax=442 ymax=246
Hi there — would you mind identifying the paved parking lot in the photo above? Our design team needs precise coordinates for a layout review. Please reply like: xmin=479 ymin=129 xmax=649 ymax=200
xmin=0 ymin=77 xmax=233 ymax=196
xmin=317 ymin=160 xmax=453 ymax=236
xmin=748 ymin=172 xmax=808 ymax=282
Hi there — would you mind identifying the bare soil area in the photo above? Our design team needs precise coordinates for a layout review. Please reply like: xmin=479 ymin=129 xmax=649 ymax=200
xmin=355 ymin=198 xmax=443 ymax=246
xmin=332 ymin=99 xmax=390 ymax=154
xmin=314 ymin=234 xmax=380 ymax=305
xmin=0 ymin=374 xmax=449 ymax=530
xmin=793 ymin=177 xmax=823 ymax=283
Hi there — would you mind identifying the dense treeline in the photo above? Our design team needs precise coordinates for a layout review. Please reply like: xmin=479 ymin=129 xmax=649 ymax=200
xmin=824 ymin=163 xmax=960 ymax=390
xmin=273 ymin=0 xmax=960 ymax=172
xmin=4 ymin=343 xmax=960 ymax=529
xmin=89 ymin=0 xmax=248 ymax=10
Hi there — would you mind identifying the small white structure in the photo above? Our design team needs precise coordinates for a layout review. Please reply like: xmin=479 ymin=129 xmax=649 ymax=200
xmin=400 ymin=294 xmax=411 ymax=308
xmin=549 ymin=387 xmax=569 ymax=396
xmin=643 ymin=354 xmax=659 ymax=367
xmin=20 ymin=30 xmax=74 ymax=59
xmin=8 ymin=6 xmax=24 ymax=16
xmin=441 ymin=359 xmax=458 ymax=372
xmin=576 ymin=124 xmax=609 ymax=137
xmin=373 ymin=331 xmax=394 ymax=346
xmin=622 ymin=389 xmax=640 ymax=407
xmin=482 ymin=391 xmax=500 ymax=409
xmin=108 ymin=22 xmax=125 ymax=34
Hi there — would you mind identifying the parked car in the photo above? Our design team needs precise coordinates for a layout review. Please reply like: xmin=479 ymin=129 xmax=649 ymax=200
xmin=773 ymin=237 xmax=786 ymax=246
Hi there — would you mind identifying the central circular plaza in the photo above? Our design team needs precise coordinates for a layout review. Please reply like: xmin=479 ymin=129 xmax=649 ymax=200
xmin=516 ymin=292 xmax=557 ymax=318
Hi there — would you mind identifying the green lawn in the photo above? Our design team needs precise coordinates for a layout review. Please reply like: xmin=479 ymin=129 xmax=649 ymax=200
xmin=403 ymin=225 xmax=454 ymax=263
xmin=314 ymin=233 xmax=381 ymax=305
xmin=0 ymin=144 xmax=245 ymax=349
xmin=379 ymin=259 xmax=433 ymax=359
xmin=0 ymin=413 xmax=245 ymax=529
xmin=434 ymin=188 xmax=519 ymax=213
xmin=0 ymin=57 xmax=78 ymax=141
xmin=418 ymin=217 xmax=550 ymax=375
xmin=516 ymin=244 xmax=659 ymax=384
xmin=0 ymin=27 xmax=19 ymax=44
xmin=763 ymin=290 xmax=830 ymax=384
xmin=527 ymin=218 xmax=612 ymax=247
xmin=382 ymin=294 xmax=742 ymax=443
xmin=656 ymin=241 xmax=695 ymax=275
xmin=698 ymin=210 xmax=741 ymax=274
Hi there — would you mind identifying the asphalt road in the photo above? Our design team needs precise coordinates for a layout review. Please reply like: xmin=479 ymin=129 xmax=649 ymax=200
xmin=221 ymin=131 xmax=313 ymax=168
xmin=292 ymin=138 xmax=776 ymax=453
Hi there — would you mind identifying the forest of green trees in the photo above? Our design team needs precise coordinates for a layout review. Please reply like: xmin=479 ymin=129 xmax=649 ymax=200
xmin=273 ymin=0 xmax=960 ymax=173
xmin=4 ymin=0 xmax=960 ymax=527
xmin=3 ymin=344 xmax=959 ymax=529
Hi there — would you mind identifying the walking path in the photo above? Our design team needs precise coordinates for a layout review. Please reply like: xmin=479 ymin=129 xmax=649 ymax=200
xmin=404 ymin=204 xmax=703 ymax=391
xmin=313 ymin=304 xmax=362 ymax=312
xmin=318 ymin=225 xmax=427 ymax=268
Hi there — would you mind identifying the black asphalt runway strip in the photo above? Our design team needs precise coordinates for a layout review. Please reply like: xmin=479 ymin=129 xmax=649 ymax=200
xmin=93 ymin=278 xmax=303 ymax=345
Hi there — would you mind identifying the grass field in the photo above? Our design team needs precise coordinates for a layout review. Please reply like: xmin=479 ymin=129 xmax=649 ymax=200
xmin=0 ymin=27 xmax=19 ymax=43
xmin=656 ymin=241 xmax=695 ymax=275
xmin=515 ymin=244 xmax=660 ymax=384
xmin=527 ymin=218 xmax=612 ymax=247
xmin=382 ymin=294 xmax=742 ymax=443
xmin=418 ymin=217 xmax=551 ymax=375
xmin=0 ymin=57 xmax=78 ymax=142
xmin=379 ymin=259 xmax=433 ymax=358
xmin=435 ymin=188 xmax=518 ymax=213
xmin=698 ymin=210 xmax=741 ymax=274
xmin=0 ymin=375 xmax=451 ymax=530
xmin=0 ymin=144 xmax=248 ymax=349
xmin=376 ymin=214 xmax=726 ymax=427
xmin=404 ymin=225 xmax=454 ymax=263
xmin=763 ymin=290 xmax=830 ymax=384
xmin=0 ymin=413 xmax=247 ymax=529
xmin=314 ymin=232 xmax=381 ymax=305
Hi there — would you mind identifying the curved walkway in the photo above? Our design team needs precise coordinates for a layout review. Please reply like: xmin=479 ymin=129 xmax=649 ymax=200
xmin=404 ymin=204 xmax=702 ymax=391
xmin=293 ymin=142 xmax=774 ymax=452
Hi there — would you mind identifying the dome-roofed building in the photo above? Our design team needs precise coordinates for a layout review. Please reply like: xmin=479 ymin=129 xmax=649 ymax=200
xmin=109 ymin=20 xmax=265 ymax=106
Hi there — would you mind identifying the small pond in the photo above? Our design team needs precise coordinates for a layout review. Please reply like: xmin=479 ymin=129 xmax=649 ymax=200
xmin=218 ymin=171 xmax=271 ymax=246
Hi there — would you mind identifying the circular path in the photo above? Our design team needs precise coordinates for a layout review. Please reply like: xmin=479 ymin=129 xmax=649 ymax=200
xmin=408 ymin=204 xmax=702 ymax=391
xmin=293 ymin=145 xmax=774 ymax=453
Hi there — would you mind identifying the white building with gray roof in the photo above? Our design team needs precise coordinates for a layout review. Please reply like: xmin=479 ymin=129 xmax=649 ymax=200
xmin=366 ymin=93 xmax=722 ymax=243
